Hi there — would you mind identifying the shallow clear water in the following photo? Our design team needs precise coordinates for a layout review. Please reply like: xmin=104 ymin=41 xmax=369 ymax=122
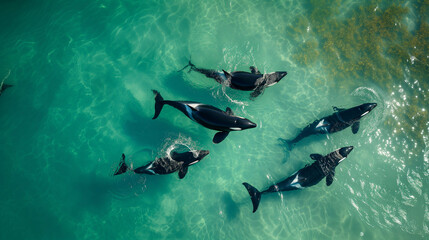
xmin=0 ymin=0 xmax=427 ymax=239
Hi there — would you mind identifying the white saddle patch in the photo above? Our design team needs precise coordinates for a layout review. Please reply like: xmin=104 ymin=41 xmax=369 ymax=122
xmin=185 ymin=105 xmax=197 ymax=121
xmin=187 ymin=103 xmax=201 ymax=109
xmin=290 ymin=174 xmax=304 ymax=189
xmin=146 ymin=163 xmax=157 ymax=175
xmin=316 ymin=119 xmax=326 ymax=128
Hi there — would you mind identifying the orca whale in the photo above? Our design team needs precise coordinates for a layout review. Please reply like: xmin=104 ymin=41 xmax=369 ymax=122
xmin=243 ymin=146 xmax=354 ymax=213
xmin=179 ymin=60 xmax=287 ymax=98
xmin=0 ymin=71 xmax=12 ymax=96
xmin=152 ymin=90 xmax=257 ymax=144
xmin=114 ymin=150 xmax=209 ymax=179
xmin=281 ymin=103 xmax=377 ymax=150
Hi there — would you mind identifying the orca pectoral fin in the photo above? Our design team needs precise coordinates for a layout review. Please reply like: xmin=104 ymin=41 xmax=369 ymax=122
xmin=178 ymin=166 xmax=188 ymax=179
xmin=242 ymin=182 xmax=262 ymax=213
xmin=250 ymin=85 xmax=265 ymax=99
xmin=114 ymin=153 xmax=129 ymax=176
xmin=310 ymin=154 xmax=323 ymax=161
xmin=326 ymin=175 xmax=333 ymax=186
xmin=249 ymin=66 xmax=261 ymax=74
xmin=326 ymin=170 xmax=335 ymax=186
xmin=250 ymin=66 xmax=256 ymax=74
xmin=352 ymin=121 xmax=360 ymax=134
xmin=225 ymin=107 xmax=234 ymax=116
xmin=152 ymin=90 xmax=165 ymax=119
xmin=332 ymin=106 xmax=346 ymax=112
xmin=213 ymin=131 xmax=229 ymax=144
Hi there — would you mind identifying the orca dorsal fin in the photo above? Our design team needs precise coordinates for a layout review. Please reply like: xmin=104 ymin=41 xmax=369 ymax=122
xmin=352 ymin=121 xmax=360 ymax=134
xmin=213 ymin=131 xmax=229 ymax=144
xmin=222 ymin=70 xmax=232 ymax=79
xmin=310 ymin=154 xmax=323 ymax=161
xmin=226 ymin=107 xmax=234 ymax=115
xmin=326 ymin=169 xmax=336 ymax=186
xmin=178 ymin=166 xmax=188 ymax=179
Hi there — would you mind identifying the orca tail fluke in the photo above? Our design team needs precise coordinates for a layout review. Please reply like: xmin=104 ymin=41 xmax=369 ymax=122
xmin=152 ymin=90 xmax=165 ymax=119
xmin=114 ymin=153 xmax=130 ymax=176
xmin=242 ymin=182 xmax=262 ymax=213
xmin=2 ymin=84 xmax=13 ymax=90
xmin=279 ymin=138 xmax=294 ymax=151
xmin=188 ymin=59 xmax=195 ymax=69
xmin=178 ymin=58 xmax=196 ymax=73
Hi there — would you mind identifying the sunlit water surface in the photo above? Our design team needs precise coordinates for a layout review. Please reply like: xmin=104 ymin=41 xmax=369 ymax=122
xmin=0 ymin=0 xmax=427 ymax=239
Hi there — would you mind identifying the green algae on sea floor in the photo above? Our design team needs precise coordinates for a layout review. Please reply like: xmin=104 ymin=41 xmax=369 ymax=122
xmin=292 ymin=39 xmax=320 ymax=66
xmin=290 ymin=0 xmax=429 ymax=156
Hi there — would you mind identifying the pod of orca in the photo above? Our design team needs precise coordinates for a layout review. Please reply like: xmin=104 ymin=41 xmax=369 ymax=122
xmin=0 ymin=64 xmax=377 ymax=213
xmin=109 ymin=60 xmax=377 ymax=213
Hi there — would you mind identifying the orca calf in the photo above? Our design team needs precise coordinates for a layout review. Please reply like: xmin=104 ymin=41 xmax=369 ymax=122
xmin=152 ymin=90 xmax=256 ymax=143
xmin=179 ymin=60 xmax=287 ymax=98
xmin=243 ymin=146 xmax=354 ymax=213
xmin=114 ymin=150 xmax=209 ymax=179
xmin=0 ymin=70 xmax=12 ymax=96
xmin=281 ymin=103 xmax=377 ymax=150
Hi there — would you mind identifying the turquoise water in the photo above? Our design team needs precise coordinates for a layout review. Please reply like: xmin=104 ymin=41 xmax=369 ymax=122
xmin=0 ymin=0 xmax=428 ymax=239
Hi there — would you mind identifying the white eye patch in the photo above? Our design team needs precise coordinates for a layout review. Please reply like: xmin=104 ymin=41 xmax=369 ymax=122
xmin=361 ymin=111 xmax=369 ymax=117
xmin=188 ymin=160 xmax=198 ymax=165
